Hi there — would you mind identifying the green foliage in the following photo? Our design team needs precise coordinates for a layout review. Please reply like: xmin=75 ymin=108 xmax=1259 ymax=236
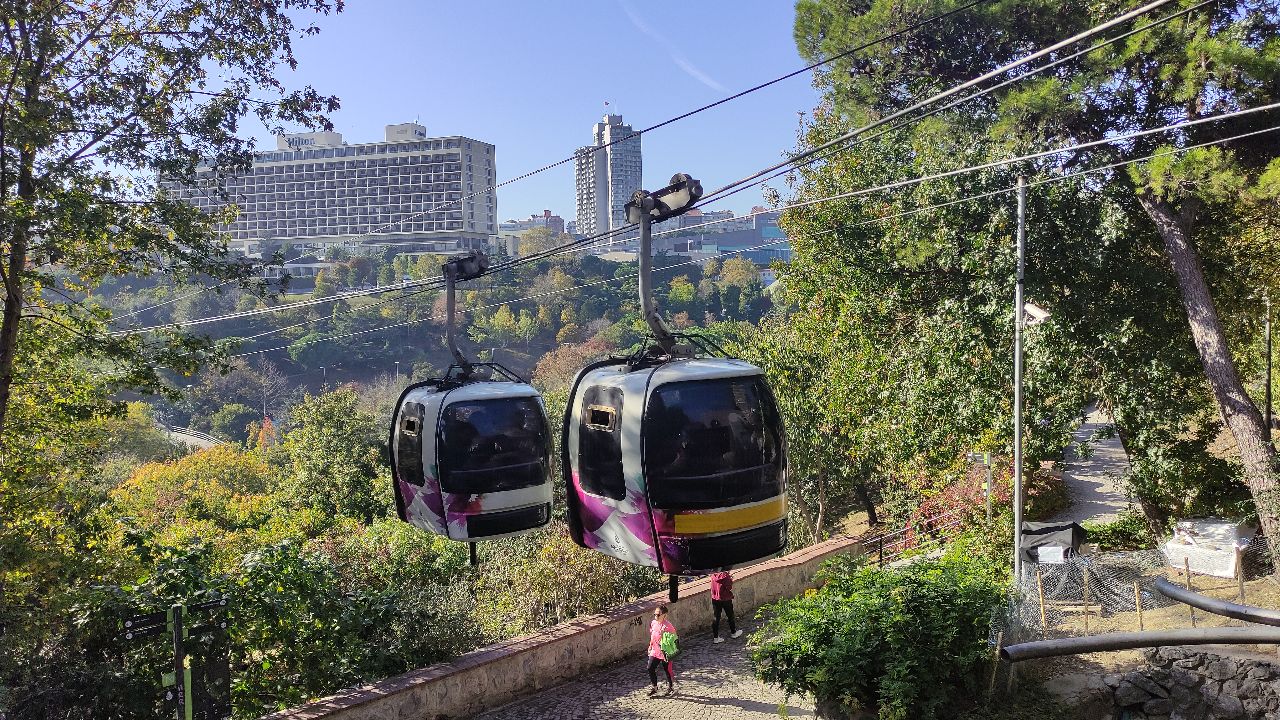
xmin=1082 ymin=509 xmax=1156 ymax=551
xmin=210 ymin=403 xmax=260 ymax=443
xmin=752 ymin=552 xmax=1005 ymax=720
xmin=472 ymin=524 xmax=661 ymax=637
xmin=281 ymin=389 xmax=389 ymax=522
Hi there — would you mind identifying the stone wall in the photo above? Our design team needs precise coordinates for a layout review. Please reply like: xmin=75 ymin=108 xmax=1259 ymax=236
xmin=261 ymin=535 xmax=864 ymax=720
xmin=1107 ymin=647 xmax=1280 ymax=720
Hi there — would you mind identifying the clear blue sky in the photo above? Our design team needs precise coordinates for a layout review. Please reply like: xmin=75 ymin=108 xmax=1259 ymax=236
xmin=248 ymin=1 xmax=820 ymax=222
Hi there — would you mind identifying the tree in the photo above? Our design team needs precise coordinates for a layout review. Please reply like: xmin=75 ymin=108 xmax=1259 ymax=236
xmin=719 ymin=257 xmax=761 ymax=287
xmin=792 ymin=0 xmax=1279 ymax=535
xmin=518 ymin=227 xmax=574 ymax=256
xmin=281 ymin=389 xmax=387 ymax=523
xmin=702 ymin=257 xmax=722 ymax=280
xmin=209 ymin=403 xmax=259 ymax=443
xmin=0 ymin=0 xmax=343 ymax=439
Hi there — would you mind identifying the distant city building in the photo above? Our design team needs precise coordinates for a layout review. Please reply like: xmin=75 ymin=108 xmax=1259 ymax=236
xmin=167 ymin=122 xmax=497 ymax=258
xmin=672 ymin=208 xmax=752 ymax=233
xmin=499 ymin=210 xmax=565 ymax=236
xmin=653 ymin=217 xmax=792 ymax=266
xmin=574 ymin=114 xmax=642 ymax=237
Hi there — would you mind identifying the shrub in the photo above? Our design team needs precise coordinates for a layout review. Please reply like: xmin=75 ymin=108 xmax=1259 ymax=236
xmin=752 ymin=552 xmax=1005 ymax=720
xmin=1082 ymin=508 xmax=1154 ymax=551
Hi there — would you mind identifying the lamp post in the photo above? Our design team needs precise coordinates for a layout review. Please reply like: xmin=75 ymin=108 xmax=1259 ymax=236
xmin=968 ymin=451 xmax=994 ymax=520
xmin=1013 ymin=175 xmax=1027 ymax=583
xmin=395 ymin=360 xmax=401 ymax=380
xmin=319 ymin=366 xmax=326 ymax=388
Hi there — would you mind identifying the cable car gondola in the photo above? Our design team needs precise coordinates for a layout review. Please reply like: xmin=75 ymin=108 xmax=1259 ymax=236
xmin=390 ymin=252 xmax=554 ymax=545
xmin=562 ymin=174 xmax=788 ymax=580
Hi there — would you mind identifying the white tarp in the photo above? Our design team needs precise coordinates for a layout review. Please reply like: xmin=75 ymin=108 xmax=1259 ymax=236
xmin=1161 ymin=518 xmax=1255 ymax=579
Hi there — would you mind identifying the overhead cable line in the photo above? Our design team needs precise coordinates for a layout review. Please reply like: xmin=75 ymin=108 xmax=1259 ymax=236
xmin=228 ymin=122 xmax=1279 ymax=360
xmin=340 ymin=0 xmax=988 ymax=249
xmin=526 ymin=100 xmax=1280 ymax=263
xmin=142 ymin=96 xmax=1280 ymax=338
xmin=454 ymin=0 xmax=1191 ymax=268
xmin=693 ymin=0 xmax=1179 ymax=209
xmin=119 ymin=2 xmax=981 ymax=322
xmin=115 ymin=0 xmax=1213 ymax=335
xmin=682 ymin=0 xmax=1221 ymax=213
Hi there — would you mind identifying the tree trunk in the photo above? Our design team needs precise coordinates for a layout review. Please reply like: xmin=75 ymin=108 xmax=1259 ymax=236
xmin=0 ymin=148 xmax=35 ymax=441
xmin=1138 ymin=193 xmax=1280 ymax=543
xmin=814 ymin=473 xmax=827 ymax=544
xmin=855 ymin=480 xmax=879 ymax=526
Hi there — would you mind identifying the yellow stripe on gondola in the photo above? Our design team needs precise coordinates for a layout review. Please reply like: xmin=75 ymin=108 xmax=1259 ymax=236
xmin=672 ymin=496 xmax=786 ymax=535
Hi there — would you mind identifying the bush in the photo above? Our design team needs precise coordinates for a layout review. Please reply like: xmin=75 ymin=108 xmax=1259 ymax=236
xmin=210 ymin=403 xmax=259 ymax=443
xmin=752 ymin=552 xmax=1005 ymax=720
xmin=1082 ymin=508 xmax=1154 ymax=551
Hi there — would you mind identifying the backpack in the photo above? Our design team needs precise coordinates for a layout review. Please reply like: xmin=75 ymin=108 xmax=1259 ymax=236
xmin=660 ymin=630 xmax=681 ymax=662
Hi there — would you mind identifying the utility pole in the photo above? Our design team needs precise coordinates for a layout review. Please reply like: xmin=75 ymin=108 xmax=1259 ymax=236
xmin=1013 ymin=175 xmax=1027 ymax=583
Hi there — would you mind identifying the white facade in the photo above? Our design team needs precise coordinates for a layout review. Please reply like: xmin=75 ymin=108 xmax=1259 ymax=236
xmin=170 ymin=123 xmax=497 ymax=257
xmin=574 ymin=114 xmax=642 ymax=237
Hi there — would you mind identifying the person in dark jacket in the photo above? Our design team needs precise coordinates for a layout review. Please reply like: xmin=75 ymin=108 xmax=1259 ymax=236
xmin=710 ymin=570 xmax=741 ymax=643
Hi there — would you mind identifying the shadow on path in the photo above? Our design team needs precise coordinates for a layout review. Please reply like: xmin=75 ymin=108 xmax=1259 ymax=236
xmin=475 ymin=615 xmax=813 ymax=720
xmin=1048 ymin=404 xmax=1132 ymax=525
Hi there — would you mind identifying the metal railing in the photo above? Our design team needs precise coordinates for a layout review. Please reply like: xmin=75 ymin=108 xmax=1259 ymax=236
xmin=166 ymin=425 xmax=224 ymax=446
xmin=854 ymin=506 xmax=974 ymax=567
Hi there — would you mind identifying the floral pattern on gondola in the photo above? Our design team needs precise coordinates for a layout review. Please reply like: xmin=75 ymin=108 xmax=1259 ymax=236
xmin=397 ymin=466 xmax=447 ymax=536
xmin=572 ymin=472 xmax=659 ymax=566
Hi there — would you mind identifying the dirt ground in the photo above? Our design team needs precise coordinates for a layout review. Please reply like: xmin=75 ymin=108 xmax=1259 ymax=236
xmin=1018 ymin=568 xmax=1280 ymax=678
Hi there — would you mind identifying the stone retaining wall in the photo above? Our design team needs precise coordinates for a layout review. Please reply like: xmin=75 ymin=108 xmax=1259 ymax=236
xmin=1108 ymin=647 xmax=1280 ymax=719
xmin=262 ymin=535 xmax=864 ymax=720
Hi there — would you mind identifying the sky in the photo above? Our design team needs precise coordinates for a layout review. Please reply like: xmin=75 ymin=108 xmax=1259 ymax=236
xmin=243 ymin=1 xmax=822 ymax=223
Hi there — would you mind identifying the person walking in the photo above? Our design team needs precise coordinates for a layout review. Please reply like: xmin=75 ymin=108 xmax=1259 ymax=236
xmin=646 ymin=604 xmax=677 ymax=696
xmin=710 ymin=570 xmax=741 ymax=643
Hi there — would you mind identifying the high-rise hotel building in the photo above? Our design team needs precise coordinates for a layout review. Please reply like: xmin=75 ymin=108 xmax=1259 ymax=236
xmin=574 ymin=114 xmax=642 ymax=237
xmin=168 ymin=122 xmax=496 ymax=257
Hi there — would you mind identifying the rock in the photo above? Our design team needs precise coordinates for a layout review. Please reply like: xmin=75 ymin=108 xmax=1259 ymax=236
xmin=1149 ymin=667 xmax=1173 ymax=687
xmin=1103 ymin=673 xmax=1123 ymax=689
xmin=1144 ymin=698 xmax=1173 ymax=715
xmin=1223 ymin=679 xmax=1241 ymax=698
xmin=1116 ymin=680 xmax=1155 ymax=706
xmin=1176 ymin=658 xmax=1204 ymax=669
xmin=1209 ymin=692 xmax=1247 ymax=719
xmin=1044 ymin=672 xmax=1113 ymax=718
xmin=1172 ymin=667 xmax=1205 ymax=689
xmin=1243 ymin=696 xmax=1266 ymax=717
xmin=1170 ymin=705 xmax=1208 ymax=720
xmin=1238 ymin=678 xmax=1262 ymax=699
xmin=1206 ymin=659 xmax=1239 ymax=681
xmin=1127 ymin=672 xmax=1171 ymax=698
xmin=1172 ymin=682 xmax=1198 ymax=706
xmin=1247 ymin=666 xmax=1271 ymax=680
xmin=1162 ymin=647 xmax=1189 ymax=661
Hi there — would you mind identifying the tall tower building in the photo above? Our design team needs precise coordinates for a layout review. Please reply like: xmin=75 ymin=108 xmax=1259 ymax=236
xmin=574 ymin=114 xmax=642 ymax=237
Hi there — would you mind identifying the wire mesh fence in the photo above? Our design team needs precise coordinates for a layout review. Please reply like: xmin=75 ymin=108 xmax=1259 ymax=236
xmin=996 ymin=536 xmax=1279 ymax=648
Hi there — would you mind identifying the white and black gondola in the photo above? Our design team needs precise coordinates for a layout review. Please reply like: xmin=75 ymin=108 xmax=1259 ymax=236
xmin=390 ymin=252 xmax=554 ymax=557
xmin=562 ymin=175 xmax=789 ymax=592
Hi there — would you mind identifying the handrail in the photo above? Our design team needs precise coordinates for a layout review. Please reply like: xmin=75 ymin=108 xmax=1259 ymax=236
xmin=168 ymin=426 xmax=224 ymax=445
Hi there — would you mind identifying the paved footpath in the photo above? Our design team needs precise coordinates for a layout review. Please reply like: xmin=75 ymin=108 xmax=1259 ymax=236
xmin=1048 ymin=404 xmax=1132 ymax=525
xmin=475 ymin=613 xmax=814 ymax=720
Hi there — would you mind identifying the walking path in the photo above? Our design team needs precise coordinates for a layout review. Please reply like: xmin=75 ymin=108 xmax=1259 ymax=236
xmin=475 ymin=613 xmax=813 ymax=720
xmin=1048 ymin=404 xmax=1132 ymax=524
